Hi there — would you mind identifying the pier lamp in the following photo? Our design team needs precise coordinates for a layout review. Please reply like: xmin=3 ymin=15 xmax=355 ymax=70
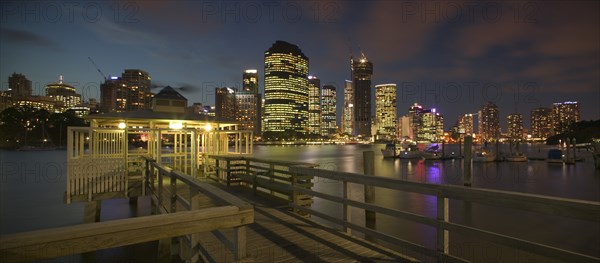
xmin=204 ymin=123 xmax=213 ymax=131
xmin=118 ymin=122 xmax=126 ymax=129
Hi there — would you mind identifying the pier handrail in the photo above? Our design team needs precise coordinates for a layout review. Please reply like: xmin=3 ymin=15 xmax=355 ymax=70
xmin=142 ymin=156 xmax=253 ymax=261
xmin=206 ymin=155 xmax=317 ymax=209
xmin=289 ymin=166 xmax=600 ymax=263
xmin=0 ymin=206 xmax=251 ymax=262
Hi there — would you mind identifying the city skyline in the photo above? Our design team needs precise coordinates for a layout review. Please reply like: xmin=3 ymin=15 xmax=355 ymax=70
xmin=1 ymin=1 xmax=598 ymax=130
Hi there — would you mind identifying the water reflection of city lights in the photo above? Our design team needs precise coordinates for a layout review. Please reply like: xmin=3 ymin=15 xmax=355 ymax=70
xmin=427 ymin=165 xmax=441 ymax=183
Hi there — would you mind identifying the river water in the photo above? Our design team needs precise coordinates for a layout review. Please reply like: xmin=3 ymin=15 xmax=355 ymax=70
xmin=1 ymin=144 xmax=598 ymax=262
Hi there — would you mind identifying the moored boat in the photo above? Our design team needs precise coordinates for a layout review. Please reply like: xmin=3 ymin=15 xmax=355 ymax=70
xmin=421 ymin=143 xmax=442 ymax=160
xmin=381 ymin=140 xmax=420 ymax=159
xmin=473 ymin=148 xmax=496 ymax=162
xmin=505 ymin=152 xmax=528 ymax=162
xmin=381 ymin=143 xmax=399 ymax=158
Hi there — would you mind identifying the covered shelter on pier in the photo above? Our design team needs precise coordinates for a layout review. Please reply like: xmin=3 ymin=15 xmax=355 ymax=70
xmin=66 ymin=86 xmax=253 ymax=203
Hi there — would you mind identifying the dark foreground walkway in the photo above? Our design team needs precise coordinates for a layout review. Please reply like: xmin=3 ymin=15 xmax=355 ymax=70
xmin=195 ymin=201 xmax=416 ymax=262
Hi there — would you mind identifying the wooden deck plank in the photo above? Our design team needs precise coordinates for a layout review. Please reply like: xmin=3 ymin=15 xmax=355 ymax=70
xmin=147 ymin=178 xmax=417 ymax=263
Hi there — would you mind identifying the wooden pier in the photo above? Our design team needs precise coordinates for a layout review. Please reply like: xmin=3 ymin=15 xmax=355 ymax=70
xmin=0 ymin=123 xmax=600 ymax=262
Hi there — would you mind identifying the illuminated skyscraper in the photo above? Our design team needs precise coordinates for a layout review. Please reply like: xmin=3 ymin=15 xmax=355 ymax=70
xmin=8 ymin=73 xmax=32 ymax=99
xmin=457 ymin=114 xmax=474 ymax=138
xmin=375 ymin=84 xmax=396 ymax=141
xmin=121 ymin=69 xmax=153 ymax=111
xmin=352 ymin=53 xmax=373 ymax=138
xmin=552 ymin=101 xmax=580 ymax=134
xmin=342 ymin=80 xmax=353 ymax=135
xmin=263 ymin=41 xmax=309 ymax=138
xmin=478 ymin=102 xmax=500 ymax=141
xmin=418 ymin=108 xmax=443 ymax=143
xmin=216 ymin=87 xmax=237 ymax=121
xmin=308 ymin=76 xmax=321 ymax=135
xmin=321 ymin=84 xmax=336 ymax=136
xmin=408 ymin=103 xmax=425 ymax=140
xmin=531 ymin=107 xmax=552 ymax=140
xmin=507 ymin=113 xmax=523 ymax=140
xmin=45 ymin=75 xmax=81 ymax=111
xmin=242 ymin=69 xmax=259 ymax=93
xmin=237 ymin=69 xmax=261 ymax=135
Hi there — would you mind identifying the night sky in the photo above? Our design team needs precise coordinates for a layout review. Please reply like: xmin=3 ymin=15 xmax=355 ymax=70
xmin=1 ymin=1 xmax=598 ymax=130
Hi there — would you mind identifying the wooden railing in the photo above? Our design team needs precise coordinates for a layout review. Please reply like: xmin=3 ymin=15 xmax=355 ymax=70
xmin=287 ymin=165 xmax=600 ymax=263
xmin=143 ymin=157 xmax=253 ymax=262
xmin=0 ymin=157 xmax=253 ymax=263
xmin=207 ymin=155 xmax=317 ymax=212
xmin=67 ymin=127 xmax=128 ymax=203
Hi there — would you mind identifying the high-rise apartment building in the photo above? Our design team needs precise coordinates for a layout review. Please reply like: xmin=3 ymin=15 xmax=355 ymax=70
xmin=408 ymin=103 xmax=425 ymax=140
xmin=8 ymin=73 xmax=32 ymax=99
xmin=321 ymin=84 xmax=336 ymax=136
xmin=100 ymin=69 xmax=153 ymax=112
xmin=342 ymin=80 xmax=353 ymax=135
xmin=215 ymin=87 xmax=237 ymax=121
xmin=122 ymin=69 xmax=152 ymax=111
xmin=308 ymin=76 xmax=321 ymax=135
xmin=351 ymin=53 xmax=373 ymax=138
xmin=100 ymin=76 xmax=127 ymax=112
xmin=374 ymin=84 xmax=397 ymax=141
xmin=478 ymin=102 xmax=500 ymax=141
xmin=531 ymin=107 xmax=553 ymax=140
xmin=242 ymin=69 xmax=259 ymax=93
xmin=237 ymin=69 xmax=261 ymax=135
xmin=552 ymin=101 xmax=580 ymax=134
xmin=45 ymin=75 xmax=81 ymax=111
xmin=418 ymin=108 xmax=444 ymax=143
xmin=457 ymin=114 xmax=474 ymax=137
xmin=263 ymin=41 xmax=309 ymax=138
xmin=507 ymin=113 xmax=523 ymax=140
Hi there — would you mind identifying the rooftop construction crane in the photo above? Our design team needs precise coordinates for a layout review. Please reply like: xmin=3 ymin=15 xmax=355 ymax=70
xmin=88 ymin=57 xmax=107 ymax=81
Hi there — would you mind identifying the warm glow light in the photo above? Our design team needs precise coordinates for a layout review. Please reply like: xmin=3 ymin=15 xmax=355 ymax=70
xmin=118 ymin=122 xmax=126 ymax=129
xmin=169 ymin=121 xmax=183 ymax=129
xmin=204 ymin=123 xmax=213 ymax=131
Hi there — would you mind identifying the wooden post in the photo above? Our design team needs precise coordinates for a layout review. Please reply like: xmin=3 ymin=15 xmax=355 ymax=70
xmin=442 ymin=140 xmax=446 ymax=158
xmin=245 ymin=160 xmax=250 ymax=188
xmin=573 ymin=138 xmax=577 ymax=161
xmin=253 ymin=171 xmax=258 ymax=196
xmin=189 ymin=190 xmax=201 ymax=263
xmin=170 ymin=173 xmax=177 ymax=213
xmin=464 ymin=136 xmax=472 ymax=187
xmin=226 ymin=160 xmax=231 ymax=186
xmin=82 ymin=199 xmax=100 ymax=263
xmin=343 ymin=180 xmax=351 ymax=234
xmin=436 ymin=194 xmax=449 ymax=260
xmin=157 ymin=238 xmax=172 ymax=263
xmin=363 ymin=151 xmax=376 ymax=243
xmin=566 ymin=139 xmax=571 ymax=164
xmin=83 ymin=200 xmax=101 ymax=223
xmin=458 ymin=137 xmax=462 ymax=157
xmin=157 ymin=170 xmax=164 ymax=214
xmin=233 ymin=226 xmax=247 ymax=260
xmin=495 ymin=139 xmax=500 ymax=162
xmin=269 ymin=164 xmax=275 ymax=196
